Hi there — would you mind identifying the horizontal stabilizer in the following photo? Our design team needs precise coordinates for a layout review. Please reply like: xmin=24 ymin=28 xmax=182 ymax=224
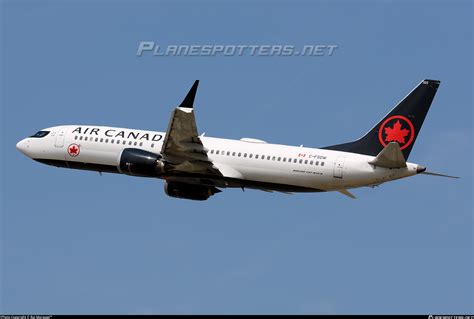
xmin=421 ymin=171 xmax=459 ymax=179
xmin=369 ymin=142 xmax=407 ymax=169
xmin=338 ymin=189 xmax=356 ymax=199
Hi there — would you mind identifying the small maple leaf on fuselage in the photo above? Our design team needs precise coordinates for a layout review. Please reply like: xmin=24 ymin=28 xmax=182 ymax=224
xmin=69 ymin=145 xmax=79 ymax=154
xmin=384 ymin=120 xmax=410 ymax=144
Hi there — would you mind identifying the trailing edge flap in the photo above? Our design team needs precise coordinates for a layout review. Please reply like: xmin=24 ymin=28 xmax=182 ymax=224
xmin=368 ymin=142 xmax=407 ymax=169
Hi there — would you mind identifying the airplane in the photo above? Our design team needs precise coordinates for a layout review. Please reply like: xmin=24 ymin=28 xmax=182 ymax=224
xmin=16 ymin=79 xmax=458 ymax=200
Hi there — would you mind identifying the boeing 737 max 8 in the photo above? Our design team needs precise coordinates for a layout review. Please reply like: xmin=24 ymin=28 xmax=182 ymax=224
xmin=16 ymin=79 xmax=457 ymax=200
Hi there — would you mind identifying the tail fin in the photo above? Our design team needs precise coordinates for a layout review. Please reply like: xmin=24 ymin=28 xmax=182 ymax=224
xmin=323 ymin=79 xmax=441 ymax=160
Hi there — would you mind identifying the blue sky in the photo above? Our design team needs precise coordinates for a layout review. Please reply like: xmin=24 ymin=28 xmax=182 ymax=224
xmin=1 ymin=0 xmax=472 ymax=314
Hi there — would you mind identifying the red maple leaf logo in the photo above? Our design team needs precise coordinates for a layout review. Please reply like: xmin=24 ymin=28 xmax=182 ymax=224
xmin=384 ymin=120 xmax=410 ymax=144
xmin=68 ymin=144 xmax=79 ymax=156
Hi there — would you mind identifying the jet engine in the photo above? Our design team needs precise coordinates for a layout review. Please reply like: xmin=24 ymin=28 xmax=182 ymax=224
xmin=118 ymin=148 xmax=165 ymax=177
xmin=164 ymin=181 xmax=221 ymax=201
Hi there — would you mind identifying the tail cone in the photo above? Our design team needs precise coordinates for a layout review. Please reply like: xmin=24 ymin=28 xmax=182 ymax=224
xmin=416 ymin=165 xmax=427 ymax=174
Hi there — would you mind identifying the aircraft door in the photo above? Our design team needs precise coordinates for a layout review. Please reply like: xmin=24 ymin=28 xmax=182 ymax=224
xmin=54 ymin=128 xmax=66 ymax=148
xmin=333 ymin=157 xmax=345 ymax=179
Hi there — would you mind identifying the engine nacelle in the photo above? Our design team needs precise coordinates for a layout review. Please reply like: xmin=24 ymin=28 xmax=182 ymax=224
xmin=164 ymin=181 xmax=221 ymax=201
xmin=118 ymin=148 xmax=165 ymax=177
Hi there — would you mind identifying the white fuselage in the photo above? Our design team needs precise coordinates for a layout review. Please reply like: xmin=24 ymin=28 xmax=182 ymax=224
xmin=16 ymin=125 xmax=419 ymax=193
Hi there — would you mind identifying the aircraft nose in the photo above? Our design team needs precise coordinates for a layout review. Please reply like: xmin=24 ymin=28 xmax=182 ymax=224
xmin=16 ymin=138 xmax=30 ymax=156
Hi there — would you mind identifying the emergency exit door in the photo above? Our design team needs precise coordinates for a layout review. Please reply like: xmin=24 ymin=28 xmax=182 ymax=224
xmin=54 ymin=129 xmax=65 ymax=148
xmin=333 ymin=157 xmax=345 ymax=179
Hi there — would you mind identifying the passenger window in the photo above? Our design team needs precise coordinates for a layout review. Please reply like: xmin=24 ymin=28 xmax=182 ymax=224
xmin=111 ymin=139 xmax=114 ymax=143
xmin=310 ymin=160 xmax=313 ymax=165
xmin=74 ymin=136 xmax=78 ymax=140
xmin=315 ymin=161 xmax=319 ymax=166
xmin=134 ymin=141 xmax=137 ymax=146
xmin=117 ymin=140 xmax=120 ymax=144
xmin=232 ymin=152 xmax=236 ymax=156
xmin=79 ymin=136 xmax=83 ymax=140
xmin=216 ymin=150 xmax=220 ymax=155
xmin=105 ymin=139 xmax=109 ymax=143
xmin=139 ymin=142 xmax=143 ymax=146
xmin=238 ymin=152 xmax=241 ymax=157
xmin=100 ymin=138 xmax=103 ymax=142
xmin=227 ymin=151 xmax=230 ymax=156
xmin=321 ymin=162 xmax=325 ymax=166
xmin=85 ymin=137 xmax=88 ymax=141
xmin=283 ymin=158 xmax=286 ymax=162
xmin=304 ymin=160 xmax=308 ymax=164
xmin=293 ymin=159 xmax=297 ymax=163
xmin=210 ymin=150 xmax=214 ymax=154
xmin=255 ymin=155 xmax=259 ymax=159
xmin=151 ymin=143 xmax=155 ymax=148
xmin=129 ymin=141 xmax=132 ymax=145
xmin=244 ymin=153 xmax=247 ymax=157
xmin=267 ymin=156 xmax=270 ymax=160
xmin=122 ymin=140 xmax=126 ymax=145
xmin=249 ymin=154 xmax=253 ymax=158
xmin=277 ymin=157 xmax=281 ymax=161
xmin=95 ymin=137 xmax=99 ymax=142
xmin=299 ymin=159 xmax=303 ymax=164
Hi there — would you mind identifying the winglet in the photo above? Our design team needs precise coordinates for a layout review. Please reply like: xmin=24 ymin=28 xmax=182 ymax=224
xmin=369 ymin=142 xmax=407 ymax=169
xmin=179 ymin=80 xmax=199 ymax=109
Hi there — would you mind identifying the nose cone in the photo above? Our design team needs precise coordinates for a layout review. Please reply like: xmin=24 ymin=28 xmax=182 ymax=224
xmin=16 ymin=138 xmax=29 ymax=156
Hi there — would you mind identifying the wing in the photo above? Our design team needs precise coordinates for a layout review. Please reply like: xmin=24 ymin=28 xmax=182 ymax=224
xmin=160 ymin=81 xmax=222 ymax=176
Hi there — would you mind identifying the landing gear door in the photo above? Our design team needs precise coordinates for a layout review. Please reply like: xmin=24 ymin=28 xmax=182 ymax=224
xmin=54 ymin=128 xmax=65 ymax=148
xmin=333 ymin=157 xmax=345 ymax=179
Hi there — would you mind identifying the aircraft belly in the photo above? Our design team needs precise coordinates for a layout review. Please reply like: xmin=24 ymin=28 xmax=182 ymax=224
xmin=78 ymin=149 xmax=118 ymax=167
xmin=235 ymin=165 xmax=323 ymax=190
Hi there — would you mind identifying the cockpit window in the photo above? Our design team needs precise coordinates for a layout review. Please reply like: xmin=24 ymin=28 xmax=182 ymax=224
xmin=30 ymin=131 xmax=50 ymax=138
